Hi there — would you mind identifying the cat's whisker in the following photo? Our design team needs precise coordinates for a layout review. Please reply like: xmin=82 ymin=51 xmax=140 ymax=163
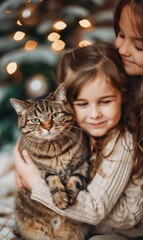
xmin=68 ymin=130 xmax=86 ymax=152
xmin=32 ymin=136 xmax=42 ymax=151
xmin=61 ymin=131 xmax=73 ymax=144
xmin=61 ymin=121 xmax=86 ymax=133
xmin=54 ymin=128 xmax=76 ymax=146
xmin=64 ymin=128 xmax=80 ymax=141
xmin=63 ymin=130 xmax=79 ymax=145
xmin=58 ymin=131 xmax=84 ymax=157
xmin=19 ymin=137 xmax=32 ymax=152
xmin=62 ymin=129 xmax=83 ymax=150
xmin=72 ymin=125 xmax=86 ymax=132
xmin=30 ymin=138 xmax=36 ymax=153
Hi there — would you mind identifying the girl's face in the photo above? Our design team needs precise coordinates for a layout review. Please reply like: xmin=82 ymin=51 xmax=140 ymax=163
xmin=73 ymin=74 xmax=122 ymax=137
xmin=115 ymin=5 xmax=143 ymax=75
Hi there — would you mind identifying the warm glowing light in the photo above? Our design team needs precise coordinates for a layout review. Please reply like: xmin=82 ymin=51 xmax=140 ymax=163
xmin=22 ymin=9 xmax=32 ymax=18
xmin=47 ymin=32 xmax=60 ymax=42
xmin=52 ymin=40 xmax=65 ymax=51
xmin=79 ymin=19 xmax=91 ymax=28
xmin=30 ymin=79 xmax=42 ymax=92
xmin=17 ymin=20 xmax=22 ymax=26
xmin=6 ymin=62 xmax=17 ymax=74
xmin=24 ymin=40 xmax=37 ymax=50
xmin=54 ymin=21 xmax=67 ymax=30
xmin=79 ymin=40 xmax=92 ymax=47
xmin=26 ymin=74 xmax=49 ymax=97
xmin=5 ymin=9 xmax=12 ymax=14
xmin=13 ymin=31 xmax=25 ymax=41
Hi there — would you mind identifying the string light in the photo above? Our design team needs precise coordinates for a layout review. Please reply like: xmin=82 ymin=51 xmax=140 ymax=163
xmin=54 ymin=21 xmax=67 ymax=30
xmin=79 ymin=40 xmax=92 ymax=47
xmin=17 ymin=20 xmax=22 ymax=26
xmin=79 ymin=19 xmax=91 ymax=28
xmin=47 ymin=32 xmax=60 ymax=42
xmin=22 ymin=8 xmax=32 ymax=18
xmin=13 ymin=31 xmax=25 ymax=41
xmin=26 ymin=74 xmax=49 ymax=98
xmin=24 ymin=40 xmax=37 ymax=50
xmin=6 ymin=62 xmax=17 ymax=74
xmin=51 ymin=40 xmax=65 ymax=51
xmin=4 ymin=10 xmax=12 ymax=14
xmin=31 ymin=79 xmax=42 ymax=91
xmin=19 ymin=3 xmax=39 ymax=27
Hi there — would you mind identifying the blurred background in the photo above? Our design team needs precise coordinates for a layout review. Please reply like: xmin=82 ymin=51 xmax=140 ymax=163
xmin=0 ymin=0 xmax=118 ymax=149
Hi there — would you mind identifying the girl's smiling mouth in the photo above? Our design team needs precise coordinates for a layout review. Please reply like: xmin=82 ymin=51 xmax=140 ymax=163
xmin=122 ymin=58 xmax=135 ymax=65
xmin=87 ymin=121 xmax=107 ymax=127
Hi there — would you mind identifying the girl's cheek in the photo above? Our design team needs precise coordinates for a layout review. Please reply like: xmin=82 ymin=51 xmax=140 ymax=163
xmin=136 ymin=56 xmax=143 ymax=68
xmin=114 ymin=36 xmax=121 ymax=49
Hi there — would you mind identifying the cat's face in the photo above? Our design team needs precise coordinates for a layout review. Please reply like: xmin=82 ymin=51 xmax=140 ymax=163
xmin=10 ymin=84 xmax=74 ymax=141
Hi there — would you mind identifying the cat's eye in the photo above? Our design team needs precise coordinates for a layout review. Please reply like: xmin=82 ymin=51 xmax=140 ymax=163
xmin=31 ymin=118 xmax=41 ymax=123
xmin=51 ymin=112 xmax=60 ymax=119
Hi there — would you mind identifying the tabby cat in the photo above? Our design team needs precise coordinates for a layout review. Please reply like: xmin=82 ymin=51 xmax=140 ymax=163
xmin=10 ymin=83 xmax=94 ymax=240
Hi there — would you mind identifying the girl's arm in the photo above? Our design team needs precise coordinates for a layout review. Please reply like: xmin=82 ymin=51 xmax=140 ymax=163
xmin=103 ymin=176 xmax=143 ymax=229
xmin=31 ymin=178 xmax=143 ymax=230
xmin=15 ymin=131 xmax=141 ymax=228
xmin=30 ymin=131 xmax=135 ymax=226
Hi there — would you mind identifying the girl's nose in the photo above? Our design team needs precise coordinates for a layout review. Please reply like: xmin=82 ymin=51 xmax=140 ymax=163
xmin=119 ymin=41 xmax=131 ymax=57
xmin=90 ymin=107 xmax=102 ymax=119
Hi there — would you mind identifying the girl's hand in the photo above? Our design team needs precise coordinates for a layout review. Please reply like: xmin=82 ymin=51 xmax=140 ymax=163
xmin=14 ymin=139 xmax=41 ymax=189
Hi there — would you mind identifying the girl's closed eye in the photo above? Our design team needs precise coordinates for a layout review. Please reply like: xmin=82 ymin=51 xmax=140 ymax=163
xmin=99 ymin=99 xmax=112 ymax=105
xmin=73 ymin=101 xmax=88 ymax=107
xmin=99 ymin=96 xmax=116 ymax=105
xmin=118 ymin=30 xmax=125 ymax=39
xmin=134 ymin=42 xmax=143 ymax=51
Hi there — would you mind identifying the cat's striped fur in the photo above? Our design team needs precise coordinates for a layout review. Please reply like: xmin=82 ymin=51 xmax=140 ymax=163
xmin=10 ymin=84 xmax=94 ymax=240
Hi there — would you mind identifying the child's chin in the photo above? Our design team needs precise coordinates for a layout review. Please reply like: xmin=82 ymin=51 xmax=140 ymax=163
xmin=87 ymin=130 xmax=106 ymax=138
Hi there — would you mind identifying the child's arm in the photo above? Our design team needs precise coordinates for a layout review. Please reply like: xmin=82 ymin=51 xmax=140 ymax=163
xmin=103 ymin=176 xmax=143 ymax=229
xmin=15 ymin=131 xmax=142 ymax=228
xmin=31 ymin=131 xmax=136 ymax=226
xmin=31 ymin=177 xmax=143 ymax=229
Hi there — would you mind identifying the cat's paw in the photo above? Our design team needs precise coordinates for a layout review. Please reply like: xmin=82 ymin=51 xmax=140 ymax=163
xmin=53 ymin=191 xmax=68 ymax=209
xmin=66 ymin=188 xmax=77 ymax=205
xmin=68 ymin=196 xmax=76 ymax=205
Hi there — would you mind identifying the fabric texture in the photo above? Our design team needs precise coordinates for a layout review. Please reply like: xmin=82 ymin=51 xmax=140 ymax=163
xmin=0 ymin=145 xmax=18 ymax=240
xmin=31 ymin=130 xmax=143 ymax=237
xmin=88 ymin=233 xmax=128 ymax=240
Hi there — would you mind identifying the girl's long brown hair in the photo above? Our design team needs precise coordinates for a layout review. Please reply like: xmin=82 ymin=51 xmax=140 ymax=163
xmin=114 ymin=0 xmax=143 ymax=39
xmin=114 ymin=0 xmax=143 ymax=185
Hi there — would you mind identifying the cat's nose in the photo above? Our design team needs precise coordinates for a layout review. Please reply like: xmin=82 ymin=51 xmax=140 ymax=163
xmin=42 ymin=120 xmax=52 ymax=130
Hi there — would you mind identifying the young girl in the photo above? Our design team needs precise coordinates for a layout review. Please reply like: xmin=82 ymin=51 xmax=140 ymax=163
xmin=114 ymin=0 xmax=143 ymax=168
xmin=14 ymin=42 xmax=140 ymax=240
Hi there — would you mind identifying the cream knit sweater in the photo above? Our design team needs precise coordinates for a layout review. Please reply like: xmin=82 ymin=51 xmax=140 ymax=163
xmin=31 ymin=130 xmax=143 ymax=236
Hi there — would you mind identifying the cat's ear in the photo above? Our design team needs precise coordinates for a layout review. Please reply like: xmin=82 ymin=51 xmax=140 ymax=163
xmin=51 ymin=83 xmax=67 ymax=102
xmin=10 ymin=98 xmax=31 ymax=115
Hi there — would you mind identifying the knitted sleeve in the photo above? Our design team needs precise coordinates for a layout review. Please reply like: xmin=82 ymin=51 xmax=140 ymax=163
xmin=103 ymin=176 xmax=143 ymax=229
xmin=31 ymin=131 xmax=135 ymax=226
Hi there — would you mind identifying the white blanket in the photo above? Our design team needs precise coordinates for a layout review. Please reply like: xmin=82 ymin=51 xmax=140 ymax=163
xmin=0 ymin=144 xmax=18 ymax=240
